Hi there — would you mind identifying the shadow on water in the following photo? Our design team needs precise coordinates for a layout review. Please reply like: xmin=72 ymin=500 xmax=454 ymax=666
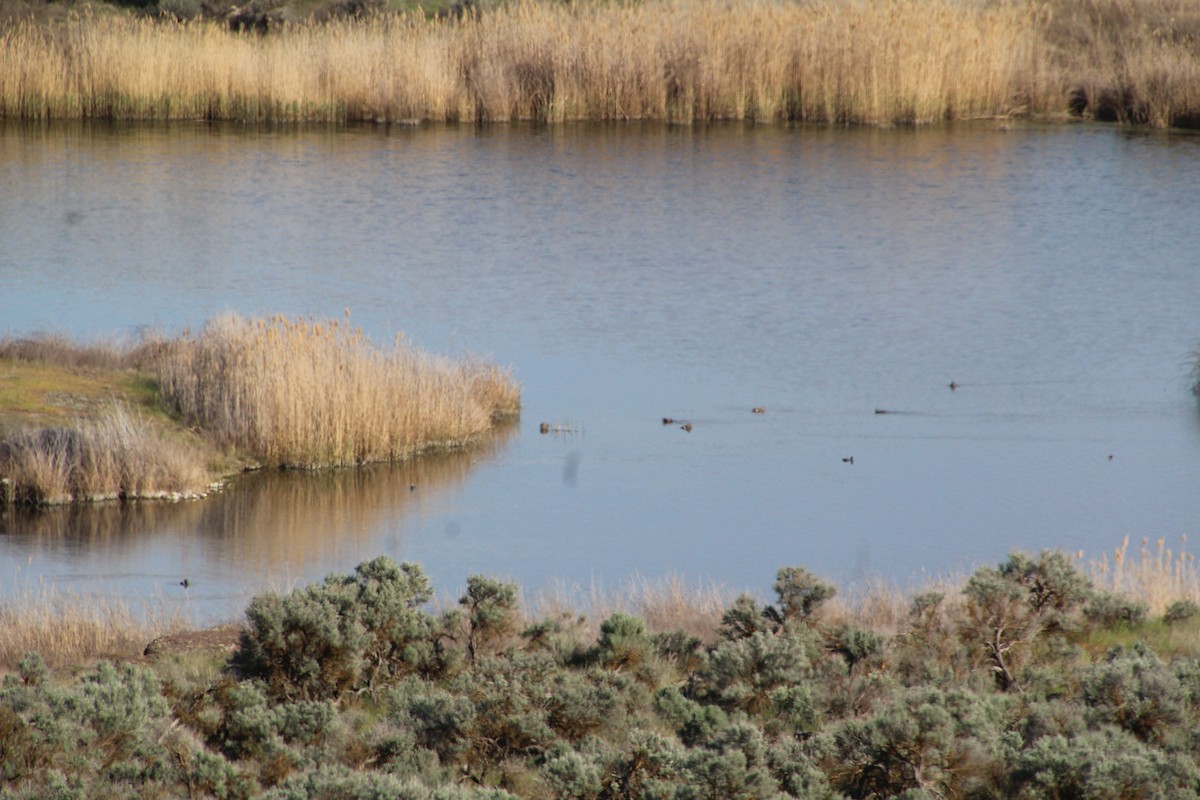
xmin=0 ymin=421 xmax=517 ymax=615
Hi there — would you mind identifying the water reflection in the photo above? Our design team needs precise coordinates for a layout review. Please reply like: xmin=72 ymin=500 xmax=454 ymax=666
xmin=192 ymin=427 xmax=515 ymax=571
xmin=2 ymin=501 xmax=197 ymax=551
xmin=1 ymin=423 xmax=515 ymax=615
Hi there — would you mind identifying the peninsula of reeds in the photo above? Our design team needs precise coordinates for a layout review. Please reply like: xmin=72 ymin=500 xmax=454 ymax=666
xmin=2 ymin=0 xmax=1200 ymax=128
xmin=0 ymin=313 xmax=520 ymax=505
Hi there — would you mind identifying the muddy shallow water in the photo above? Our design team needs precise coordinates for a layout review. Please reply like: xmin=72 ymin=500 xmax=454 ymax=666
xmin=2 ymin=120 xmax=1200 ymax=622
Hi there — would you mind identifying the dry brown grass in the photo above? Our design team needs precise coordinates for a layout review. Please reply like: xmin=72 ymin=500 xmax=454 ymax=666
xmin=0 ymin=0 xmax=1104 ymax=126
xmin=0 ymin=402 xmax=213 ymax=503
xmin=153 ymin=313 xmax=519 ymax=468
xmin=1045 ymin=0 xmax=1200 ymax=126
xmin=529 ymin=573 xmax=735 ymax=643
xmin=0 ymin=333 xmax=128 ymax=371
xmin=1081 ymin=534 xmax=1200 ymax=615
xmin=0 ymin=585 xmax=185 ymax=670
xmin=3 ymin=0 xmax=1196 ymax=126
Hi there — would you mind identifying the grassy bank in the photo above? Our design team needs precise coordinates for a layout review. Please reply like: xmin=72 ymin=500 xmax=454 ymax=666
xmin=1 ymin=0 xmax=1199 ymax=127
xmin=3 ymin=546 xmax=1200 ymax=799
xmin=0 ymin=314 xmax=519 ymax=504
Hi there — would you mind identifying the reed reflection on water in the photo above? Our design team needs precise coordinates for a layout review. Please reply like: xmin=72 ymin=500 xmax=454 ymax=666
xmin=2 ymin=423 xmax=516 ymax=618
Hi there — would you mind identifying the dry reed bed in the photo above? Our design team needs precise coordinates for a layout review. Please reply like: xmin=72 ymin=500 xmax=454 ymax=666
xmin=153 ymin=313 xmax=519 ymax=468
xmin=0 ymin=403 xmax=211 ymax=504
xmin=1084 ymin=534 xmax=1200 ymax=615
xmin=1046 ymin=0 xmax=1200 ymax=126
xmin=3 ymin=0 xmax=1197 ymax=126
xmin=0 ymin=0 xmax=1065 ymax=125
xmin=0 ymin=315 xmax=519 ymax=503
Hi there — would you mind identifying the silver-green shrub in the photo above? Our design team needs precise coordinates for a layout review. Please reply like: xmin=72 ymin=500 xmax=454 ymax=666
xmin=234 ymin=557 xmax=442 ymax=701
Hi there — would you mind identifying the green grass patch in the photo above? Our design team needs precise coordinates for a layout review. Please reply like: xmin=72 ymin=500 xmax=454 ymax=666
xmin=1075 ymin=617 xmax=1200 ymax=661
xmin=0 ymin=358 xmax=160 ymax=428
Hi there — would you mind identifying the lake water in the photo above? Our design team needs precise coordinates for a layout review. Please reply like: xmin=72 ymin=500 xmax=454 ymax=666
xmin=2 ymin=120 xmax=1199 ymax=623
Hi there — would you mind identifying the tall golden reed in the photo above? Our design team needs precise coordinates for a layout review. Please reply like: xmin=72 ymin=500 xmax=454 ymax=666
xmin=0 ymin=0 xmax=1064 ymax=126
xmin=153 ymin=313 xmax=519 ymax=468
xmin=1083 ymin=534 xmax=1200 ymax=615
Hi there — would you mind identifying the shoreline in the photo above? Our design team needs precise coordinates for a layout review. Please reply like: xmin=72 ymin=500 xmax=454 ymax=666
xmin=0 ymin=314 xmax=521 ymax=506
xmin=2 ymin=548 xmax=1200 ymax=798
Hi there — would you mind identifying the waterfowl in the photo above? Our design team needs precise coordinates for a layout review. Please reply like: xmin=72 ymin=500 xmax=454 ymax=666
xmin=540 ymin=422 xmax=550 ymax=433
xmin=874 ymin=409 xmax=889 ymax=415
xmin=680 ymin=423 xmax=693 ymax=432
xmin=180 ymin=578 xmax=190 ymax=589
xmin=842 ymin=456 xmax=854 ymax=464
xmin=949 ymin=381 xmax=958 ymax=391
xmin=751 ymin=407 xmax=765 ymax=414
xmin=662 ymin=417 xmax=675 ymax=425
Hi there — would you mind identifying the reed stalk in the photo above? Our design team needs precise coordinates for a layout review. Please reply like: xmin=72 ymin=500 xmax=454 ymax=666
xmin=4 ymin=0 xmax=1194 ymax=127
xmin=1083 ymin=534 xmax=1200 ymax=615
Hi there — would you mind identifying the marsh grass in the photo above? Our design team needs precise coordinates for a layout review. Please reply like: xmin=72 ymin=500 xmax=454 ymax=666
xmin=528 ymin=573 xmax=734 ymax=643
xmin=153 ymin=313 xmax=519 ymax=468
xmin=0 ymin=333 xmax=128 ymax=371
xmin=1083 ymin=534 xmax=1200 ymax=615
xmin=0 ymin=584 xmax=184 ymax=669
xmin=0 ymin=402 xmax=212 ymax=503
xmin=10 ymin=0 xmax=1198 ymax=126
xmin=1 ymin=315 xmax=519 ymax=503
xmin=1045 ymin=0 xmax=1200 ymax=125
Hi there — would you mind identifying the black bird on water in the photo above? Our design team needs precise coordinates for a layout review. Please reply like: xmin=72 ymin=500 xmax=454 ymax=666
xmin=180 ymin=579 xmax=190 ymax=589
xmin=842 ymin=456 xmax=854 ymax=464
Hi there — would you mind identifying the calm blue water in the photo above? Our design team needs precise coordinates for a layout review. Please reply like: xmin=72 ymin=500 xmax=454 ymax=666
xmin=2 ymin=120 xmax=1199 ymax=622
